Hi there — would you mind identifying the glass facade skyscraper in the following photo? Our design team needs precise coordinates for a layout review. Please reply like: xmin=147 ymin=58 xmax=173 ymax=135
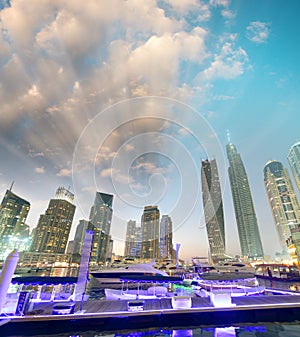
xmin=0 ymin=188 xmax=30 ymax=239
xmin=226 ymin=142 xmax=264 ymax=260
xmin=159 ymin=215 xmax=173 ymax=260
xmin=30 ymin=187 xmax=75 ymax=254
xmin=0 ymin=187 xmax=30 ymax=259
xmin=141 ymin=206 xmax=160 ymax=260
xmin=264 ymin=160 xmax=300 ymax=255
xmin=124 ymin=220 xmax=141 ymax=258
xmin=288 ymin=141 xmax=300 ymax=193
xmin=73 ymin=219 xmax=92 ymax=256
xmin=89 ymin=192 xmax=113 ymax=265
xmin=201 ymin=159 xmax=225 ymax=263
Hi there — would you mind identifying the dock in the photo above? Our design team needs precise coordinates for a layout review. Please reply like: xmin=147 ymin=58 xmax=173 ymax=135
xmin=1 ymin=294 xmax=300 ymax=336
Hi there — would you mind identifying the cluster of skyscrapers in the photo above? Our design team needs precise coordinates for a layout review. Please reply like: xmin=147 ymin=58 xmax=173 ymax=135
xmin=0 ymin=188 xmax=115 ymax=268
xmin=201 ymin=141 xmax=300 ymax=264
xmin=124 ymin=208 xmax=174 ymax=261
xmin=0 ymin=141 xmax=300 ymax=268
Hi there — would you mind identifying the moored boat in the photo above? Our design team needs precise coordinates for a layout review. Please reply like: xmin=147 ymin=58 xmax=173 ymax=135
xmin=104 ymin=274 xmax=186 ymax=300
xmin=90 ymin=261 xmax=169 ymax=284
xmin=191 ymin=272 xmax=265 ymax=298
xmin=255 ymin=263 xmax=300 ymax=282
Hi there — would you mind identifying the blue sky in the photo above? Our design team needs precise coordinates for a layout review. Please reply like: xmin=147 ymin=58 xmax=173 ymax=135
xmin=0 ymin=0 xmax=299 ymax=261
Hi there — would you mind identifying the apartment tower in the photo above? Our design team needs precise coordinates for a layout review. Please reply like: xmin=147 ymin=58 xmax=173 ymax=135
xmin=124 ymin=220 xmax=141 ymax=258
xmin=201 ymin=159 xmax=226 ymax=263
xmin=159 ymin=215 xmax=173 ymax=260
xmin=0 ymin=186 xmax=30 ymax=259
xmin=89 ymin=192 xmax=113 ymax=265
xmin=226 ymin=142 xmax=264 ymax=260
xmin=141 ymin=206 xmax=160 ymax=260
xmin=264 ymin=160 xmax=300 ymax=254
xmin=288 ymin=141 xmax=300 ymax=193
xmin=30 ymin=187 xmax=75 ymax=254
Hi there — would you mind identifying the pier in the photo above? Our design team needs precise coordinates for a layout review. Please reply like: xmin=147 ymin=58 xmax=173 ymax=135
xmin=1 ymin=294 xmax=300 ymax=336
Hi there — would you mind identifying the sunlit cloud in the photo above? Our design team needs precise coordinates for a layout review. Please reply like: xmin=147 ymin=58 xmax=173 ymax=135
xmin=200 ymin=40 xmax=249 ymax=80
xmin=246 ymin=21 xmax=271 ymax=44
xmin=35 ymin=167 xmax=45 ymax=174
xmin=56 ymin=168 xmax=72 ymax=177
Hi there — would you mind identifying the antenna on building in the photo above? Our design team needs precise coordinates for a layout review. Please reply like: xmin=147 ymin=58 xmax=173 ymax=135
xmin=226 ymin=130 xmax=231 ymax=143
xmin=9 ymin=181 xmax=14 ymax=192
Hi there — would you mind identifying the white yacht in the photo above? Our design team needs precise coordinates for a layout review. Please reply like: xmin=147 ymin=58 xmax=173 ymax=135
xmin=90 ymin=261 xmax=168 ymax=284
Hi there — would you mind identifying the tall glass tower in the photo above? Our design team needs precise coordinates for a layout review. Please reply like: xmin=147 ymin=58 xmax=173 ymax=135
xmin=141 ymin=206 xmax=160 ymax=260
xmin=226 ymin=142 xmax=264 ymax=260
xmin=89 ymin=192 xmax=113 ymax=265
xmin=288 ymin=141 xmax=300 ymax=193
xmin=201 ymin=159 xmax=225 ymax=263
xmin=0 ymin=186 xmax=30 ymax=259
xmin=124 ymin=220 xmax=141 ymax=258
xmin=159 ymin=215 xmax=173 ymax=260
xmin=264 ymin=160 xmax=300 ymax=254
xmin=0 ymin=187 xmax=30 ymax=239
xmin=30 ymin=187 xmax=75 ymax=254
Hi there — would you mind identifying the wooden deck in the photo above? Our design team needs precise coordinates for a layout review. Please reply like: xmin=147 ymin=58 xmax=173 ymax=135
xmin=1 ymin=295 xmax=300 ymax=336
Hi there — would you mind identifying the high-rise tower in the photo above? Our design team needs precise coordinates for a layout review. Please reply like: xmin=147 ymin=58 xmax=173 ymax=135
xmin=124 ymin=220 xmax=141 ymax=258
xmin=0 ymin=187 xmax=30 ymax=239
xmin=288 ymin=142 xmax=300 ymax=193
xmin=159 ymin=215 xmax=173 ymax=260
xmin=264 ymin=160 xmax=300 ymax=254
xmin=141 ymin=206 xmax=160 ymax=260
xmin=226 ymin=142 xmax=264 ymax=260
xmin=201 ymin=159 xmax=225 ymax=263
xmin=73 ymin=219 xmax=92 ymax=256
xmin=0 ymin=186 xmax=30 ymax=259
xmin=89 ymin=192 xmax=113 ymax=265
xmin=30 ymin=187 xmax=75 ymax=254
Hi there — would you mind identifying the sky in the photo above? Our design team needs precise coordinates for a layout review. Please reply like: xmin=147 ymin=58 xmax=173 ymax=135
xmin=0 ymin=0 xmax=300 ymax=262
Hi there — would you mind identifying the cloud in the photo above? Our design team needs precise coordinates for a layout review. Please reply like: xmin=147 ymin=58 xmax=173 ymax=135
xmin=221 ymin=9 xmax=235 ymax=19
xmin=200 ymin=38 xmax=249 ymax=80
xmin=124 ymin=143 xmax=135 ymax=152
xmin=210 ymin=0 xmax=230 ymax=7
xmin=131 ymin=160 xmax=172 ymax=175
xmin=28 ymin=150 xmax=45 ymax=158
xmin=56 ymin=168 xmax=72 ymax=177
xmin=100 ymin=168 xmax=134 ymax=185
xmin=166 ymin=0 xmax=203 ymax=14
xmin=246 ymin=21 xmax=271 ymax=44
xmin=35 ymin=167 xmax=45 ymax=174
xmin=0 ymin=0 xmax=242 ymax=212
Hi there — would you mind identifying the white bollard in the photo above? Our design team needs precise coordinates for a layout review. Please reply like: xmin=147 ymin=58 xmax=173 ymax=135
xmin=0 ymin=249 xmax=20 ymax=314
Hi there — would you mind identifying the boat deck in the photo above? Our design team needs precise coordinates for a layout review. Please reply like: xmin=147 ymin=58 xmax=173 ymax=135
xmin=2 ymin=294 xmax=300 ymax=335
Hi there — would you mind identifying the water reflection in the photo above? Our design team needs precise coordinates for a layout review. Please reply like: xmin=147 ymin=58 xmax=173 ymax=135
xmin=107 ymin=325 xmax=267 ymax=337
xmin=31 ymin=324 xmax=299 ymax=337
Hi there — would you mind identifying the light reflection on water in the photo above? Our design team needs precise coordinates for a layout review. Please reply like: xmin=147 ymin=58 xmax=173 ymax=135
xmin=24 ymin=322 xmax=300 ymax=337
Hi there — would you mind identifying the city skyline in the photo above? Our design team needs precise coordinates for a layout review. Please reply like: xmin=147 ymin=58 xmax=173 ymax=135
xmin=1 ymin=1 xmax=300 ymax=261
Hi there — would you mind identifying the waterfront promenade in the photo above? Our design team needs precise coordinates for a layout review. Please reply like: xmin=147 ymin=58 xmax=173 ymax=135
xmin=2 ymin=294 xmax=300 ymax=336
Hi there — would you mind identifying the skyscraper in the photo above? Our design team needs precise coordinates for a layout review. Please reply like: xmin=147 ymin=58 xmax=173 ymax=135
xmin=141 ymin=206 xmax=160 ymax=260
xmin=30 ymin=187 xmax=75 ymax=254
xmin=288 ymin=141 xmax=300 ymax=193
xmin=124 ymin=220 xmax=141 ymax=258
xmin=0 ymin=186 xmax=30 ymax=259
xmin=201 ymin=159 xmax=225 ymax=263
xmin=264 ymin=160 xmax=300 ymax=254
xmin=73 ymin=219 xmax=92 ymax=256
xmin=0 ymin=187 xmax=30 ymax=239
xmin=226 ymin=142 xmax=264 ymax=260
xmin=159 ymin=215 xmax=173 ymax=259
xmin=89 ymin=192 xmax=113 ymax=265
